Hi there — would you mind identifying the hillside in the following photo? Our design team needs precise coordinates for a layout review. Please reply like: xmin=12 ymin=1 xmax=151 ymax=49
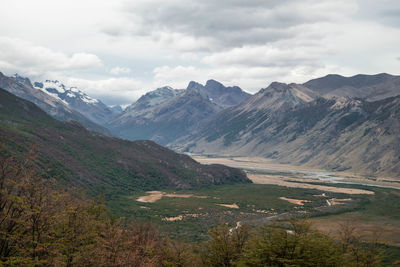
xmin=0 ymin=88 xmax=250 ymax=196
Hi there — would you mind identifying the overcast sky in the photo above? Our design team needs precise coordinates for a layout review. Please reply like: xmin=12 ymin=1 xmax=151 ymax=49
xmin=1 ymin=0 xmax=399 ymax=105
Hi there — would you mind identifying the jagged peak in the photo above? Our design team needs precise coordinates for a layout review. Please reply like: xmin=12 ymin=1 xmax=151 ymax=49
xmin=187 ymin=81 xmax=203 ymax=90
xmin=13 ymin=73 xmax=32 ymax=86
xmin=33 ymin=79 xmax=99 ymax=105
xmin=205 ymin=79 xmax=223 ymax=88
xmin=259 ymin=81 xmax=289 ymax=94
xmin=153 ymin=86 xmax=174 ymax=92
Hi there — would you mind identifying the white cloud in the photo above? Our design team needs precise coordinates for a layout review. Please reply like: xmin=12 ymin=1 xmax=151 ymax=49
xmin=153 ymin=65 xmax=207 ymax=88
xmin=202 ymin=44 xmax=322 ymax=68
xmin=0 ymin=37 xmax=102 ymax=76
xmin=110 ymin=66 xmax=132 ymax=75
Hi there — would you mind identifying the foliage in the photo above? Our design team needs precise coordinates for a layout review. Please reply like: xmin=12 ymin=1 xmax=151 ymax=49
xmin=0 ymin=149 xmax=166 ymax=266
xmin=240 ymin=220 xmax=343 ymax=266
xmin=0 ymin=150 xmax=389 ymax=266
xmin=201 ymin=223 xmax=250 ymax=267
xmin=201 ymin=220 xmax=386 ymax=267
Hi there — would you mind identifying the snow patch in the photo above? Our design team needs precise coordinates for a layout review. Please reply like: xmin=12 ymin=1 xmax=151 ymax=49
xmin=80 ymin=95 xmax=98 ymax=104
xmin=34 ymin=79 xmax=100 ymax=105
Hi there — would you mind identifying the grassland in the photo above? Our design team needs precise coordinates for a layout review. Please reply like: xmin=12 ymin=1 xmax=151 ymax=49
xmin=106 ymin=155 xmax=400 ymax=266
xmin=107 ymin=183 xmax=375 ymax=241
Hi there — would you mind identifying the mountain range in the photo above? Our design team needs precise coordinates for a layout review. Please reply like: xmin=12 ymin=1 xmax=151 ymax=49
xmin=107 ymin=79 xmax=251 ymax=145
xmin=0 ymin=87 xmax=250 ymax=196
xmin=173 ymin=74 xmax=400 ymax=176
xmin=1 ymin=71 xmax=399 ymax=177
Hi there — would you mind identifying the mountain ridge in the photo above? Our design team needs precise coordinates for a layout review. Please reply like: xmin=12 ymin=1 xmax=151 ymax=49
xmin=171 ymin=73 xmax=400 ymax=177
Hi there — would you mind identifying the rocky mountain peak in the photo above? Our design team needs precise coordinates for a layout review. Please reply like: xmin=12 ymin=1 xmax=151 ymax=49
xmin=205 ymin=79 xmax=223 ymax=89
xmin=187 ymin=81 xmax=203 ymax=91
xmin=33 ymin=80 xmax=99 ymax=106
xmin=12 ymin=73 xmax=33 ymax=87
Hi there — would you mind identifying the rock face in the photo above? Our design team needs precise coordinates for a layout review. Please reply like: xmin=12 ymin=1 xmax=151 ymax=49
xmin=173 ymin=74 xmax=400 ymax=177
xmin=33 ymin=80 xmax=120 ymax=125
xmin=0 ymin=88 xmax=251 ymax=194
xmin=187 ymin=79 xmax=251 ymax=108
xmin=0 ymin=73 xmax=110 ymax=135
xmin=108 ymin=80 xmax=251 ymax=145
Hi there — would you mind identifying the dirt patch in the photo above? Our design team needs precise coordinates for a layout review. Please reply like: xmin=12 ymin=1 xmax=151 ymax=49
xmin=248 ymin=174 xmax=374 ymax=195
xmin=163 ymin=215 xmax=183 ymax=221
xmin=163 ymin=213 xmax=200 ymax=222
xmin=164 ymin=193 xmax=193 ymax=198
xmin=137 ymin=191 xmax=164 ymax=203
xmin=137 ymin=191 xmax=208 ymax=203
xmin=217 ymin=203 xmax=239 ymax=209
xmin=327 ymin=198 xmax=352 ymax=206
xmin=279 ymin=197 xmax=310 ymax=206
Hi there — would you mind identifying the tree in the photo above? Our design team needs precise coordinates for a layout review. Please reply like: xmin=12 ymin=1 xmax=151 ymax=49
xmin=201 ymin=223 xmax=250 ymax=267
xmin=239 ymin=220 xmax=344 ymax=267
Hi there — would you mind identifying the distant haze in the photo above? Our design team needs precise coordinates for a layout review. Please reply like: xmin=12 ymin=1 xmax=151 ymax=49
xmin=1 ymin=0 xmax=400 ymax=105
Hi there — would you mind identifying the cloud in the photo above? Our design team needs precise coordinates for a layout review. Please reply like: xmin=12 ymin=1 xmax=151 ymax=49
xmin=355 ymin=0 xmax=400 ymax=28
xmin=110 ymin=66 xmax=132 ymax=75
xmin=153 ymin=65 xmax=207 ymax=88
xmin=59 ymin=76 xmax=149 ymax=105
xmin=0 ymin=37 xmax=102 ymax=76
xmin=202 ymin=44 xmax=323 ymax=68
xmin=113 ymin=0 xmax=357 ymax=51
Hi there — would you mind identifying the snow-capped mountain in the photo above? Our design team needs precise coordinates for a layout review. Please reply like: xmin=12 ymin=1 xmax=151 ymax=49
xmin=33 ymin=80 xmax=120 ymax=125
xmin=0 ymin=73 xmax=110 ymax=135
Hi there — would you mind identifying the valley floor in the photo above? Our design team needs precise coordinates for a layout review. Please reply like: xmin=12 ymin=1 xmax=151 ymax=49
xmin=191 ymin=155 xmax=400 ymax=190
xmin=191 ymin=155 xmax=400 ymax=246
xmin=106 ymin=154 xmax=400 ymax=263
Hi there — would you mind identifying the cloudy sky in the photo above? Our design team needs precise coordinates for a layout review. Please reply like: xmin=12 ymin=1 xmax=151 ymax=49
xmin=1 ymin=0 xmax=399 ymax=105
